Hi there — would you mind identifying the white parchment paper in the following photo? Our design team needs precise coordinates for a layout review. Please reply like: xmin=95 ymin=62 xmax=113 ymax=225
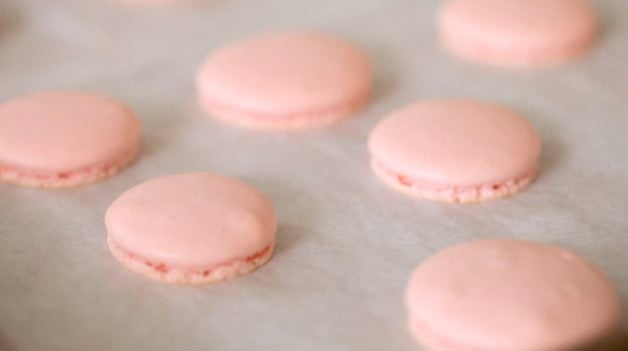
xmin=1 ymin=1 xmax=628 ymax=350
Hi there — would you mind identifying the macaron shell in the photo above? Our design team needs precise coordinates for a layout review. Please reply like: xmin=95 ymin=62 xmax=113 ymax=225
xmin=369 ymin=99 xmax=541 ymax=188
xmin=198 ymin=91 xmax=368 ymax=131
xmin=197 ymin=32 xmax=372 ymax=119
xmin=440 ymin=0 xmax=597 ymax=66
xmin=123 ymin=0 xmax=193 ymax=4
xmin=107 ymin=236 xmax=274 ymax=285
xmin=122 ymin=0 xmax=202 ymax=7
xmin=370 ymin=157 xmax=536 ymax=204
xmin=105 ymin=173 xmax=277 ymax=270
xmin=0 ymin=92 xmax=140 ymax=173
xmin=406 ymin=239 xmax=622 ymax=351
xmin=0 ymin=149 xmax=137 ymax=189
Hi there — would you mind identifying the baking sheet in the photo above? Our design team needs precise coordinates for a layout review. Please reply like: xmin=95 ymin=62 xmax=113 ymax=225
xmin=1 ymin=0 xmax=628 ymax=350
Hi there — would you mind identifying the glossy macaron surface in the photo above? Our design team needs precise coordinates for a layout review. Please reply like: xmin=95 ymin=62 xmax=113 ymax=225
xmin=369 ymin=99 xmax=541 ymax=188
xmin=406 ymin=239 xmax=622 ymax=351
xmin=0 ymin=91 xmax=140 ymax=174
xmin=440 ymin=0 xmax=598 ymax=66
xmin=105 ymin=173 xmax=277 ymax=270
xmin=197 ymin=32 xmax=372 ymax=128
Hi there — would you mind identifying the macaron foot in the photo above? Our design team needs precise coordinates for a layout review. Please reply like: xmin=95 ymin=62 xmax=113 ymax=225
xmin=108 ymin=237 xmax=275 ymax=285
xmin=371 ymin=159 xmax=537 ymax=204
xmin=0 ymin=149 xmax=137 ymax=189
xmin=199 ymin=91 xmax=370 ymax=131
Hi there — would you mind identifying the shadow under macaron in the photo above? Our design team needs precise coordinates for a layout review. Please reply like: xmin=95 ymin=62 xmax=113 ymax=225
xmin=509 ymin=105 xmax=568 ymax=180
xmin=238 ymin=176 xmax=320 ymax=261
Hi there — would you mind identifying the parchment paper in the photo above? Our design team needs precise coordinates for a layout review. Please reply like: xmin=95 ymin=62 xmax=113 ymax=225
xmin=1 ymin=1 xmax=628 ymax=350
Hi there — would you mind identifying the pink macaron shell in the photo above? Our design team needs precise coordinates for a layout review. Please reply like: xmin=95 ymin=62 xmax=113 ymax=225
xmin=107 ymin=237 xmax=274 ymax=285
xmin=122 ymin=0 xmax=200 ymax=6
xmin=440 ymin=0 xmax=598 ymax=66
xmin=0 ymin=92 xmax=140 ymax=187
xmin=198 ymin=88 xmax=368 ymax=131
xmin=368 ymin=99 xmax=541 ymax=202
xmin=105 ymin=173 xmax=277 ymax=284
xmin=405 ymin=239 xmax=622 ymax=351
xmin=370 ymin=158 xmax=536 ymax=204
xmin=197 ymin=32 xmax=372 ymax=130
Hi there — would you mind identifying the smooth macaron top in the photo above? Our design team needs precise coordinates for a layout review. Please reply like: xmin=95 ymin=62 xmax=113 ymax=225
xmin=368 ymin=99 xmax=541 ymax=187
xmin=440 ymin=0 xmax=597 ymax=65
xmin=197 ymin=32 xmax=372 ymax=116
xmin=0 ymin=91 xmax=140 ymax=172
xmin=406 ymin=239 xmax=622 ymax=351
xmin=105 ymin=173 xmax=277 ymax=270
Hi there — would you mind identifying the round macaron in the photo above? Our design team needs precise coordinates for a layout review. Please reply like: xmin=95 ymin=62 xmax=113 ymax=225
xmin=122 ymin=0 xmax=198 ymax=6
xmin=439 ymin=0 xmax=598 ymax=67
xmin=105 ymin=173 xmax=277 ymax=284
xmin=405 ymin=239 xmax=622 ymax=351
xmin=197 ymin=32 xmax=373 ymax=131
xmin=0 ymin=91 xmax=141 ymax=189
xmin=368 ymin=99 xmax=541 ymax=204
